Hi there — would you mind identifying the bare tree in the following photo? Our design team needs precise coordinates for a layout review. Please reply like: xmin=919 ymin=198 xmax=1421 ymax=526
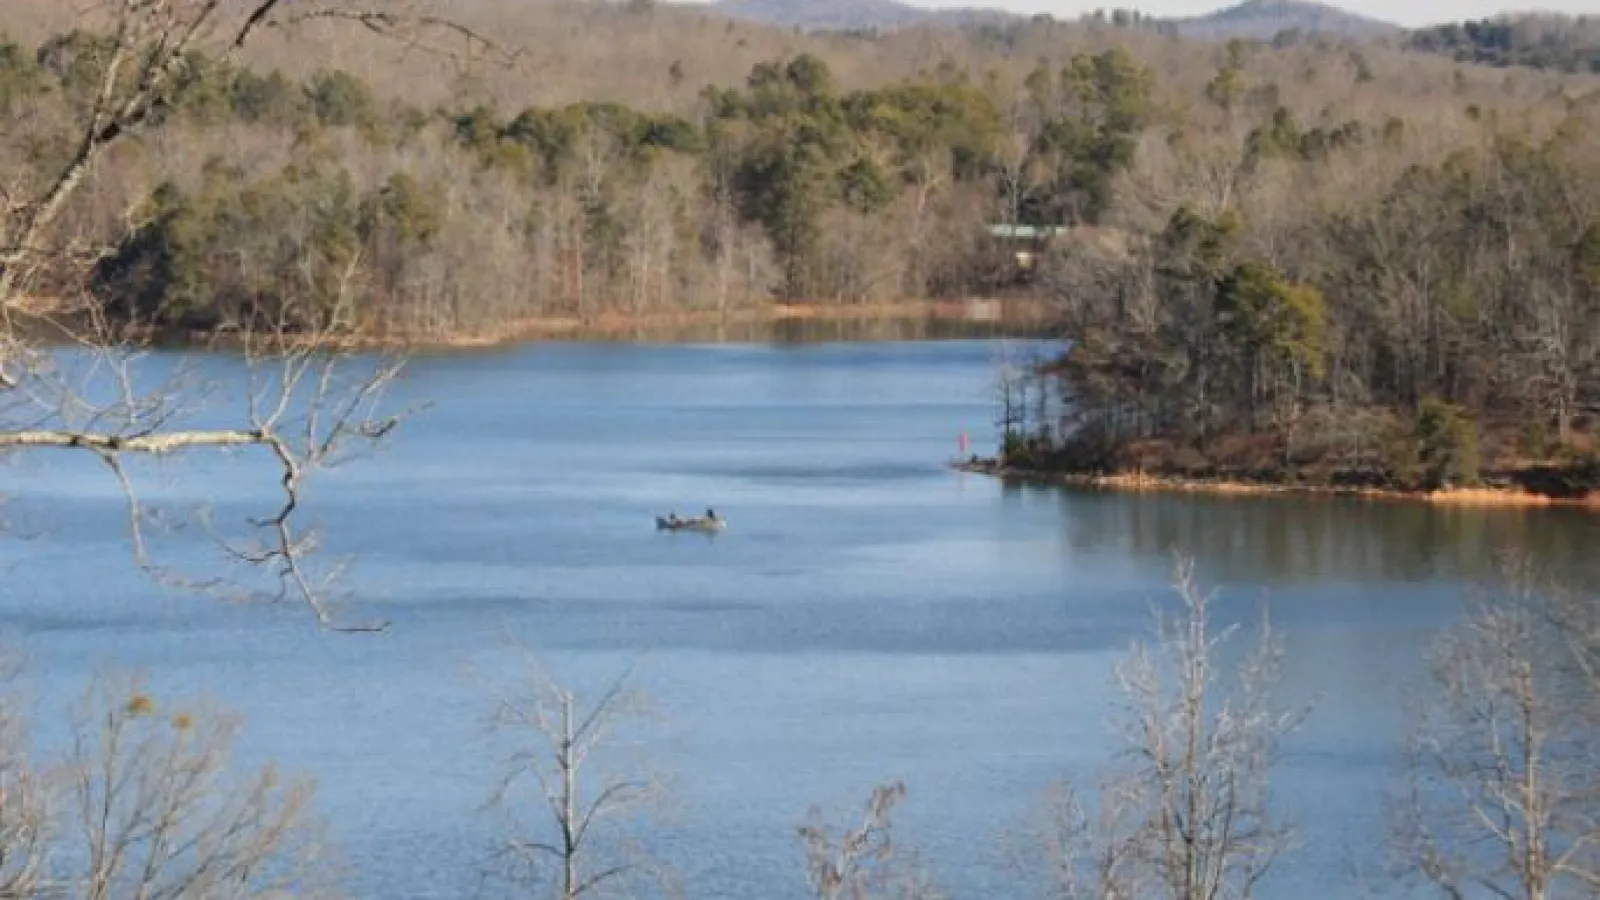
xmin=1039 ymin=557 xmax=1309 ymax=900
xmin=993 ymin=338 xmax=1031 ymax=454
xmin=483 ymin=655 xmax=671 ymax=900
xmin=0 ymin=649 xmax=50 ymax=898
xmin=1029 ymin=777 xmax=1142 ymax=900
xmin=798 ymin=781 xmax=943 ymax=900
xmin=1392 ymin=559 xmax=1600 ymax=900
xmin=0 ymin=659 xmax=332 ymax=900
xmin=58 ymin=671 xmax=337 ymax=900
xmin=0 ymin=0 xmax=514 ymax=630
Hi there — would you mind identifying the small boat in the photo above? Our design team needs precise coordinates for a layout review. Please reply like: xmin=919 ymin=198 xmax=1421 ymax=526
xmin=655 ymin=513 xmax=726 ymax=532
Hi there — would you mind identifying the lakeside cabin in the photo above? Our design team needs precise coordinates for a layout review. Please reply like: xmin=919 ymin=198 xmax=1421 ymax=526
xmin=986 ymin=223 xmax=1072 ymax=284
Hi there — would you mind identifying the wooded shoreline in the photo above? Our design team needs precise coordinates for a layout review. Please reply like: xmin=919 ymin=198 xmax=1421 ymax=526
xmin=953 ymin=456 xmax=1600 ymax=509
xmin=20 ymin=297 xmax=1057 ymax=351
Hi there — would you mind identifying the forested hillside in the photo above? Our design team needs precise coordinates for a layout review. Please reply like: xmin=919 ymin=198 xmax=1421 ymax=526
xmin=1407 ymin=14 xmax=1600 ymax=73
xmin=1005 ymin=26 xmax=1600 ymax=494
xmin=4 ymin=0 xmax=1599 ymax=436
xmin=697 ymin=0 xmax=1397 ymax=43
xmin=1168 ymin=0 xmax=1397 ymax=41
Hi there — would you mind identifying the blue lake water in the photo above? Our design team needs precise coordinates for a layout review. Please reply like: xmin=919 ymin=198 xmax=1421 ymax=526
xmin=2 ymin=339 xmax=1596 ymax=897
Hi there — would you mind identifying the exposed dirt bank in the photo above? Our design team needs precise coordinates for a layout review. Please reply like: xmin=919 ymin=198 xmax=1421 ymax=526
xmin=953 ymin=457 xmax=1600 ymax=510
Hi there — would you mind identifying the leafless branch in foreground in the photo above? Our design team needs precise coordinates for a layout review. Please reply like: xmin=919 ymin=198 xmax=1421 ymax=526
xmin=481 ymin=650 xmax=675 ymax=900
xmin=63 ymin=671 xmax=341 ymax=900
xmin=798 ymin=781 xmax=944 ymax=900
xmin=1036 ymin=556 xmax=1309 ymax=900
xmin=0 ymin=648 xmax=51 ymax=898
xmin=0 ymin=662 xmax=338 ymax=900
xmin=1391 ymin=556 xmax=1600 ymax=900
xmin=0 ymin=0 xmax=504 ymax=629
xmin=262 ymin=6 xmax=525 ymax=68
xmin=1026 ymin=776 xmax=1143 ymax=900
xmin=2 ymin=310 xmax=412 ymax=630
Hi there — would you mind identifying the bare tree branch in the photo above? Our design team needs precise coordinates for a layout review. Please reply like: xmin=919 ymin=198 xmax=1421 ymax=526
xmin=264 ymin=6 xmax=524 ymax=67
xmin=798 ymin=781 xmax=944 ymax=900
xmin=0 ymin=0 xmax=514 ymax=630
xmin=479 ymin=646 xmax=675 ymax=900
xmin=0 ymin=660 xmax=337 ymax=899
xmin=0 ymin=648 xmax=51 ymax=898
xmin=1391 ymin=555 xmax=1600 ymax=900
xmin=1034 ymin=555 xmax=1310 ymax=900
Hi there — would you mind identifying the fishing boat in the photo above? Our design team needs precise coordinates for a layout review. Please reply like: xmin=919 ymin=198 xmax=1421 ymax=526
xmin=655 ymin=511 xmax=726 ymax=532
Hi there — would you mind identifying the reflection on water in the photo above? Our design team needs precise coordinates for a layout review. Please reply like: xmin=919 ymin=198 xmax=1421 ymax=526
xmin=547 ymin=314 xmax=1053 ymax=345
xmin=1004 ymin=481 xmax=1600 ymax=588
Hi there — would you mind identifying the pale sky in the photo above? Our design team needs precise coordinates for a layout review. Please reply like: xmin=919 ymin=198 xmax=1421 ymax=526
xmin=686 ymin=0 xmax=1600 ymax=29
xmin=911 ymin=0 xmax=1596 ymax=27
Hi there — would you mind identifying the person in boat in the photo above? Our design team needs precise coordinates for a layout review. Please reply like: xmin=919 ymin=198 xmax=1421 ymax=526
xmin=667 ymin=511 xmax=681 ymax=525
xmin=704 ymin=508 xmax=718 ymax=522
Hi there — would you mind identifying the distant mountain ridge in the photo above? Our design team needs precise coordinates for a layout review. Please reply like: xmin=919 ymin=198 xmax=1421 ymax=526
xmin=1168 ymin=0 xmax=1400 ymax=40
xmin=700 ymin=0 xmax=1401 ymax=40
xmin=703 ymin=0 xmax=1014 ymax=31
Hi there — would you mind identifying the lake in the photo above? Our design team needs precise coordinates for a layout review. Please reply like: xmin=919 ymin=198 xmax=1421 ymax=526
xmin=3 ymin=338 xmax=1597 ymax=898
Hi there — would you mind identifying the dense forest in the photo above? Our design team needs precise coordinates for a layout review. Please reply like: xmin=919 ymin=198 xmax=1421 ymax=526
xmin=4 ymin=0 xmax=1600 ymax=492
xmin=2 ymin=1 xmax=1594 ymax=339
xmin=1006 ymin=68 xmax=1600 ymax=493
xmin=0 ymin=19 xmax=1157 ymax=338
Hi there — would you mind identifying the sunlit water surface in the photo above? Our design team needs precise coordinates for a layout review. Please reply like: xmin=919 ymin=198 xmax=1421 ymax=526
xmin=4 ymin=339 xmax=1596 ymax=898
